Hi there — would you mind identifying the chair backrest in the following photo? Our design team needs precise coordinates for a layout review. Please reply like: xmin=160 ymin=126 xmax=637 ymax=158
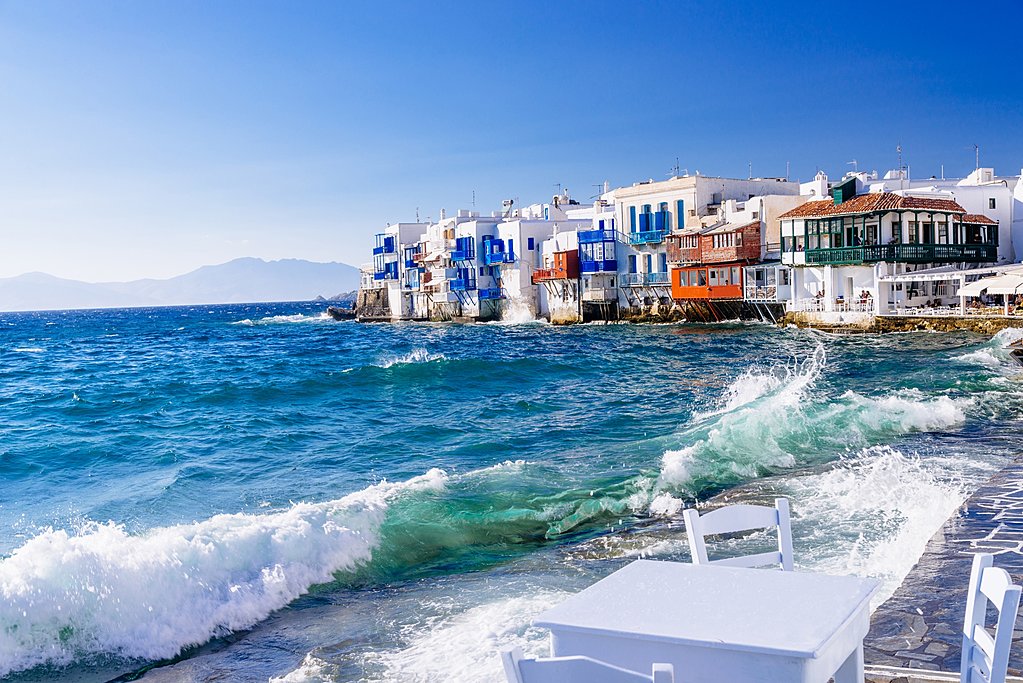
xmin=961 ymin=553 xmax=1022 ymax=683
xmin=682 ymin=497 xmax=794 ymax=570
xmin=500 ymin=647 xmax=673 ymax=683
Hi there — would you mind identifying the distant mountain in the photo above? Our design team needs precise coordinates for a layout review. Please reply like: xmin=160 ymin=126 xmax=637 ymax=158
xmin=0 ymin=258 xmax=361 ymax=312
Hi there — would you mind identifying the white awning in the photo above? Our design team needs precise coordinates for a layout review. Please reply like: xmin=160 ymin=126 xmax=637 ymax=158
xmin=957 ymin=273 xmax=1023 ymax=297
xmin=984 ymin=274 xmax=1023 ymax=295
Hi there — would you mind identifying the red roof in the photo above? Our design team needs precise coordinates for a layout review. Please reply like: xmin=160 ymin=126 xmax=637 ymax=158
xmin=962 ymin=213 xmax=997 ymax=225
xmin=779 ymin=193 xmax=966 ymax=219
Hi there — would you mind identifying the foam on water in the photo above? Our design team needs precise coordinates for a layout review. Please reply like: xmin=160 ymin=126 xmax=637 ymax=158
xmin=11 ymin=347 xmax=44 ymax=353
xmin=493 ymin=296 xmax=547 ymax=326
xmin=269 ymin=654 xmax=339 ymax=683
xmin=0 ymin=469 xmax=447 ymax=677
xmin=376 ymin=348 xmax=446 ymax=368
xmin=231 ymin=313 xmax=331 ymax=326
xmin=359 ymin=592 xmax=566 ymax=683
xmin=786 ymin=445 xmax=984 ymax=606
xmin=658 ymin=346 xmax=970 ymax=495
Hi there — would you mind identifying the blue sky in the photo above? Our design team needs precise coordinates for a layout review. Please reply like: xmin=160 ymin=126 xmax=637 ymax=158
xmin=2 ymin=0 xmax=1022 ymax=281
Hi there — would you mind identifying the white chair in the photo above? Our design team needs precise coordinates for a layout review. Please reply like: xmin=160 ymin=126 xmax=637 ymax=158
xmin=960 ymin=553 xmax=1022 ymax=683
xmin=682 ymin=497 xmax=794 ymax=570
xmin=501 ymin=647 xmax=673 ymax=683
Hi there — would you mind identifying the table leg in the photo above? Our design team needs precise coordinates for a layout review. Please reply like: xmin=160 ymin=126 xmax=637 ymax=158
xmin=833 ymin=644 xmax=864 ymax=683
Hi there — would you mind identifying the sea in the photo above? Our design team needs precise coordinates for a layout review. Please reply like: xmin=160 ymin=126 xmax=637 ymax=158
xmin=2 ymin=302 xmax=1023 ymax=682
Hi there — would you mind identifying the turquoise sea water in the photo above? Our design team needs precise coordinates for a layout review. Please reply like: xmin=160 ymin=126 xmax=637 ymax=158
xmin=2 ymin=303 xmax=1023 ymax=682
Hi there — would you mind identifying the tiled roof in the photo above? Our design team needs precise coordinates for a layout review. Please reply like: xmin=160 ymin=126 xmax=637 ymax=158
xmin=962 ymin=213 xmax=998 ymax=225
xmin=779 ymin=193 xmax=966 ymax=219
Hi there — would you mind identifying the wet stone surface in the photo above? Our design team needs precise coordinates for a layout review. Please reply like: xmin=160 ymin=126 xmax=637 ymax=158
xmin=865 ymin=459 xmax=1023 ymax=674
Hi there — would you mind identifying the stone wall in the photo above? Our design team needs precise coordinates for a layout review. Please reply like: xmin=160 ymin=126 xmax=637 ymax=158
xmin=355 ymin=287 xmax=390 ymax=321
xmin=779 ymin=312 xmax=1023 ymax=335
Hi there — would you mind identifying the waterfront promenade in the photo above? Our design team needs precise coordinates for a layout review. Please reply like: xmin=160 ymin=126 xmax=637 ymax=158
xmin=865 ymin=459 xmax=1023 ymax=677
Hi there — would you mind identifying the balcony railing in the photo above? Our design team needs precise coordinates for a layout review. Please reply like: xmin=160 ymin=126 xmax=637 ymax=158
xmin=450 ymin=249 xmax=475 ymax=262
xmin=622 ymin=272 xmax=670 ymax=287
xmin=450 ymin=278 xmax=477 ymax=291
xmin=482 ymin=252 xmax=513 ymax=266
xmin=404 ymin=259 xmax=420 ymax=269
xmin=478 ymin=287 xmax=506 ymax=300
xmin=804 ymin=243 xmax=998 ymax=266
xmin=580 ymin=259 xmax=617 ymax=273
xmin=628 ymin=230 xmax=667 ymax=245
xmin=579 ymin=229 xmax=616 ymax=243
xmin=744 ymin=286 xmax=778 ymax=302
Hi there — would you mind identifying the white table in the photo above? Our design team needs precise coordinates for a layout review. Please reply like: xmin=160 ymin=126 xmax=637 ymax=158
xmin=533 ymin=560 xmax=879 ymax=683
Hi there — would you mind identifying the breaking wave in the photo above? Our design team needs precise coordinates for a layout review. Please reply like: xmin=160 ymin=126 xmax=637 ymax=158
xmin=231 ymin=313 xmax=331 ymax=326
xmin=659 ymin=345 xmax=969 ymax=494
xmin=0 ymin=470 xmax=446 ymax=677
xmin=377 ymin=348 xmax=446 ymax=367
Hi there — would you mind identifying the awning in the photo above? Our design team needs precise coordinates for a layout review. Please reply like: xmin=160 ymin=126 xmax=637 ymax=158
xmin=957 ymin=273 xmax=1023 ymax=297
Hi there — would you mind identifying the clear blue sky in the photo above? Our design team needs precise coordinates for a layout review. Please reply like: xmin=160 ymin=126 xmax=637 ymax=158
xmin=2 ymin=0 xmax=1022 ymax=281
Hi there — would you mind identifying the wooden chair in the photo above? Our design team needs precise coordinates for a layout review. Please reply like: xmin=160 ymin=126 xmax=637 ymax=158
xmin=501 ymin=647 xmax=674 ymax=683
xmin=683 ymin=498 xmax=794 ymax=570
xmin=960 ymin=553 xmax=1022 ymax=683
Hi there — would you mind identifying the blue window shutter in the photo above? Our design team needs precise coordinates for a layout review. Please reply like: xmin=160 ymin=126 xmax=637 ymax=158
xmin=528 ymin=237 xmax=535 ymax=250
xmin=508 ymin=239 xmax=514 ymax=258
xmin=630 ymin=206 xmax=637 ymax=232
xmin=659 ymin=253 xmax=667 ymax=272
xmin=676 ymin=200 xmax=685 ymax=228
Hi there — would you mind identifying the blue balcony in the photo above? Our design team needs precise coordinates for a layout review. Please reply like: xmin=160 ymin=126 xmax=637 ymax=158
xmin=373 ymin=235 xmax=396 ymax=255
xmin=622 ymin=272 xmax=669 ymax=286
xmin=581 ymin=259 xmax=618 ymax=273
xmin=450 ymin=249 xmax=474 ymax=262
xmin=483 ymin=251 xmax=513 ymax=266
xmin=450 ymin=278 xmax=477 ymax=291
xmin=478 ymin=287 xmax=506 ymax=300
xmin=629 ymin=230 xmax=667 ymax=245
xmin=579 ymin=229 xmax=616 ymax=243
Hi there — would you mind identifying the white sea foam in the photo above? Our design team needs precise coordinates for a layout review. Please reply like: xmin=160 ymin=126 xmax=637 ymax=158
xmin=0 ymin=469 xmax=447 ymax=677
xmin=955 ymin=327 xmax=1023 ymax=370
xmin=361 ymin=592 xmax=566 ymax=683
xmin=659 ymin=346 xmax=969 ymax=492
xmin=231 ymin=313 xmax=331 ymax=326
xmin=12 ymin=347 xmax=44 ymax=353
xmin=269 ymin=653 xmax=339 ymax=683
xmin=377 ymin=348 xmax=446 ymax=368
xmin=787 ymin=445 xmax=983 ymax=606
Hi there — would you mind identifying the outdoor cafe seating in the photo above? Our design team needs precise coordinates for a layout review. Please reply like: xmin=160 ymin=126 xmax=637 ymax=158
xmin=502 ymin=499 xmax=1023 ymax=683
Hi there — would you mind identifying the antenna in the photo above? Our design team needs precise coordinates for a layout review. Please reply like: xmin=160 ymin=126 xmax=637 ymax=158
xmin=847 ymin=159 xmax=858 ymax=172
xmin=554 ymin=183 xmax=562 ymax=196
xmin=416 ymin=207 xmax=420 ymax=222
xmin=897 ymin=143 xmax=904 ymax=190
xmin=472 ymin=190 xmax=475 ymax=208
xmin=786 ymin=161 xmax=790 ymax=181
xmin=974 ymin=144 xmax=980 ymax=170
xmin=748 ymin=161 xmax=752 ymax=179
xmin=592 ymin=183 xmax=604 ymax=200
xmin=670 ymin=157 xmax=680 ymax=178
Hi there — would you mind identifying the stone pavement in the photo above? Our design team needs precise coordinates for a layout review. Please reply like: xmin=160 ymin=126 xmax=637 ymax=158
xmin=865 ymin=458 xmax=1023 ymax=674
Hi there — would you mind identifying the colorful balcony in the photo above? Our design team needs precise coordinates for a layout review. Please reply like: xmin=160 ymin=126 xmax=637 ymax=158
xmin=531 ymin=250 xmax=580 ymax=284
xmin=482 ymin=251 xmax=513 ymax=266
xmin=579 ymin=228 xmax=616 ymax=243
xmin=580 ymin=259 xmax=617 ymax=273
xmin=628 ymin=230 xmax=667 ymax=245
xmin=804 ymin=243 xmax=997 ymax=266
xmin=478 ymin=287 xmax=506 ymax=300
xmin=450 ymin=249 xmax=474 ymax=262
xmin=450 ymin=277 xmax=476 ymax=291
xmin=622 ymin=272 xmax=670 ymax=287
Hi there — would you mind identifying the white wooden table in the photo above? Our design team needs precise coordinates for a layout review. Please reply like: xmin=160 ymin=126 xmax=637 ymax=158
xmin=533 ymin=560 xmax=879 ymax=683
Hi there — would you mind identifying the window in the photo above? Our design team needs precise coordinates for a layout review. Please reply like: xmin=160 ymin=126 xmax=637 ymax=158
xmin=628 ymin=254 xmax=637 ymax=273
xmin=630 ymin=206 xmax=637 ymax=232
xmin=907 ymin=221 xmax=919 ymax=244
xmin=990 ymin=198 xmax=997 ymax=210
xmin=779 ymin=269 xmax=790 ymax=285
xmin=659 ymin=253 xmax=667 ymax=272
xmin=730 ymin=267 xmax=740 ymax=285
xmin=644 ymin=254 xmax=653 ymax=274
xmin=783 ymin=237 xmax=794 ymax=252
xmin=527 ymin=237 xmax=535 ymax=250
xmin=697 ymin=270 xmax=707 ymax=286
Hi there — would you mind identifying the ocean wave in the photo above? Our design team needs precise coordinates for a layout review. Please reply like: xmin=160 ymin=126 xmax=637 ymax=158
xmin=270 ymin=654 xmax=339 ymax=683
xmin=658 ymin=346 xmax=969 ymax=494
xmin=0 ymin=469 xmax=447 ymax=677
xmin=376 ymin=348 xmax=446 ymax=368
xmin=955 ymin=327 xmax=1023 ymax=370
xmin=11 ymin=347 xmax=45 ymax=353
xmin=230 ymin=313 xmax=331 ymax=326
xmin=785 ymin=445 xmax=980 ymax=605
xmin=359 ymin=592 xmax=565 ymax=682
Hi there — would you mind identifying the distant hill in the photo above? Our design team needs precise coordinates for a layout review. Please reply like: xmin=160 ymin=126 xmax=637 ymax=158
xmin=0 ymin=258 xmax=361 ymax=312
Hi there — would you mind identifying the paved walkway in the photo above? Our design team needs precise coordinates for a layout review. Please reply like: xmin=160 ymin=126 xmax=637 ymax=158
xmin=865 ymin=459 xmax=1023 ymax=674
